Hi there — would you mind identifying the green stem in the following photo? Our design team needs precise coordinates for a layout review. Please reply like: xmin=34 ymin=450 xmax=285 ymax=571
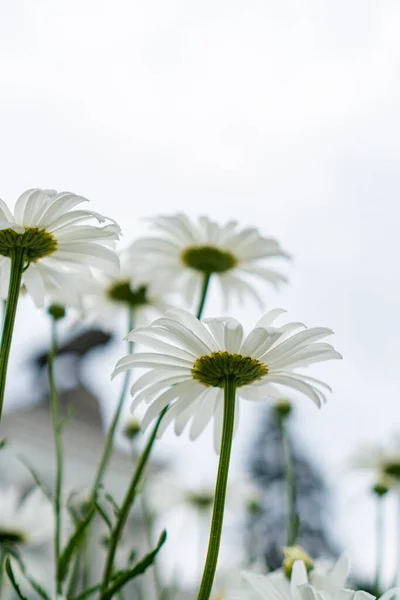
xmin=48 ymin=316 xmax=63 ymax=595
xmin=0 ymin=546 xmax=4 ymax=597
xmin=140 ymin=491 xmax=165 ymax=600
xmin=99 ymin=405 xmax=168 ymax=597
xmin=92 ymin=308 xmax=134 ymax=495
xmin=374 ymin=492 xmax=384 ymax=595
xmin=99 ymin=273 xmax=212 ymax=597
xmin=196 ymin=273 xmax=211 ymax=320
xmin=196 ymin=376 xmax=236 ymax=600
xmin=0 ymin=248 xmax=26 ymax=421
xmin=276 ymin=412 xmax=298 ymax=546
xmin=395 ymin=484 xmax=400 ymax=588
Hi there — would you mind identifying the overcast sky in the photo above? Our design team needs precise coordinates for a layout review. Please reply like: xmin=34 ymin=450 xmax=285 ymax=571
xmin=1 ymin=0 xmax=400 ymax=589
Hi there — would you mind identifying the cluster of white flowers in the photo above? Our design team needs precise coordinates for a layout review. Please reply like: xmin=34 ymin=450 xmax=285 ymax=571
xmin=1 ymin=188 xmax=388 ymax=600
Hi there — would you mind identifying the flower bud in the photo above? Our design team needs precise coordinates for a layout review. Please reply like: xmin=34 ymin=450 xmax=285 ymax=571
xmin=282 ymin=545 xmax=313 ymax=578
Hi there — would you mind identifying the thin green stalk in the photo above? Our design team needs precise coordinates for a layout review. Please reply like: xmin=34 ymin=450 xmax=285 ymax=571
xmin=99 ymin=273 xmax=212 ymax=597
xmin=196 ymin=273 xmax=211 ymax=320
xmin=276 ymin=412 xmax=298 ymax=546
xmin=99 ymin=405 xmax=168 ymax=597
xmin=48 ymin=316 xmax=63 ymax=595
xmin=196 ymin=375 xmax=236 ymax=600
xmin=374 ymin=492 xmax=384 ymax=595
xmin=0 ymin=248 xmax=26 ymax=421
xmin=0 ymin=546 xmax=4 ymax=597
xmin=140 ymin=491 xmax=165 ymax=600
xmin=92 ymin=308 xmax=134 ymax=494
xmin=395 ymin=484 xmax=400 ymax=588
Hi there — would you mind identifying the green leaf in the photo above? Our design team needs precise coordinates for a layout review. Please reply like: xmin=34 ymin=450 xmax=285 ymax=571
xmin=5 ymin=554 xmax=51 ymax=600
xmin=95 ymin=501 xmax=113 ymax=530
xmin=4 ymin=557 xmax=28 ymax=600
xmin=104 ymin=493 xmax=121 ymax=518
xmin=102 ymin=530 xmax=167 ymax=600
xmin=74 ymin=583 xmax=102 ymax=600
xmin=58 ymin=504 xmax=96 ymax=583
xmin=18 ymin=457 xmax=52 ymax=502
xmin=0 ymin=438 xmax=7 ymax=450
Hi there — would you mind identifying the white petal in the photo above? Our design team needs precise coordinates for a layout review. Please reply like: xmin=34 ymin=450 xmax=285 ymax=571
xmin=328 ymin=554 xmax=350 ymax=588
xmin=223 ymin=319 xmax=244 ymax=353
xmin=23 ymin=264 xmax=45 ymax=308
xmin=0 ymin=198 xmax=14 ymax=222
xmin=189 ymin=389 xmax=218 ymax=440
xmin=167 ymin=309 xmax=219 ymax=351
xmin=127 ymin=331 xmax=197 ymax=362
xmin=254 ymin=309 xmax=287 ymax=329
xmin=141 ymin=380 xmax=201 ymax=431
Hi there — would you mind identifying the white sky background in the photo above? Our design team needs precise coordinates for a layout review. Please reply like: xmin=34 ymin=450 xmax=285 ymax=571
xmin=1 ymin=0 xmax=400 ymax=589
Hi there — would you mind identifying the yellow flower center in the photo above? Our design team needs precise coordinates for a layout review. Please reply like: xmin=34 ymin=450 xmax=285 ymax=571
xmin=181 ymin=246 xmax=237 ymax=274
xmin=0 ymin=227 xmax=57 ymax=261
xmin=192 ymin=352 xmax=268 ymax=388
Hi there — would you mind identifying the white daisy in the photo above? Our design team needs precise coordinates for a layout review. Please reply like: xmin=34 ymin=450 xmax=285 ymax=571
xmin=131 ymin=214 xmax=289 ymax=309
xmin=242 ymin=559 xmax=397 ymax=600
xmin=242 ymin=554 xmax=351 ymax=600
xmin=0 ymin=485 xmax=54 ymax=547
xmin=350 ymin=435 xmax=400 ymax=487
xmin=112 ymin=308 xmax=341 ymax=451
xmin=84 ymin=246 xmax=169 ymax=329
xmin=147 ymin=475 xmax=257 ymax=517
xmin=0 ymin=188 xmax=120 ymax=308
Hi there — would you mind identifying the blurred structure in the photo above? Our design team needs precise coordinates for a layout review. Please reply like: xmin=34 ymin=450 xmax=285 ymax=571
xmin=247 ymin=407 xmax=338 ymax=569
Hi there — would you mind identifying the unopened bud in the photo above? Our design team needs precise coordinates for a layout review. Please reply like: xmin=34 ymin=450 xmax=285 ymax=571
xmin=123 ymin=417 xmax=141 ymax=441
xmin=274 ymin=398 xmax=292 ymax=418
xmin=282 ymin=545 xmax=313 ymax=578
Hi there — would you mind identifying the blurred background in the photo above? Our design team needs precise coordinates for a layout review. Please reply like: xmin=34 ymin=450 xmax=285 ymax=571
xmin=0 ymin=0 xmax=399 ymax=596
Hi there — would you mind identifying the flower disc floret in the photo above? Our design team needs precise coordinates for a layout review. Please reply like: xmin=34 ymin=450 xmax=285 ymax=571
xmin=0 ymin=227 xmax=57 ymax=261
xmin=181 ymin=246 xmax=237 ymax=274
xmin=107 ymin=281 xmax=148 ymax=307
xmin=192 ymin=351 xmax=268 ymax=387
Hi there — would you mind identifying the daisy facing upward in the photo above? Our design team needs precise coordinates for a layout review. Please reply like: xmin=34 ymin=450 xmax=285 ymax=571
xmin=113 ymin=307 xmax=341 ymax=600
xmin=131 ymin=213 xmax=289 ymax=312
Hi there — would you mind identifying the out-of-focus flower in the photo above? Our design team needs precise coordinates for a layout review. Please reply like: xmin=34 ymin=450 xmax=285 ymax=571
xmin=131 ymin=214 xmax=289 ymax=308
xmin=147 ymin=475 xmax=257 ymax=518
xmin=85 ymin=247 xmax=170 ymax=329
xmin=0 ymin=189 xmax=120 ymax=307
xmin=113 ymin=308 xmax=341 ymax=451
xmin=350 ymin=435 xmax=400 ymax=487
xmin=0 ymin=485 xmax=54 ymax=547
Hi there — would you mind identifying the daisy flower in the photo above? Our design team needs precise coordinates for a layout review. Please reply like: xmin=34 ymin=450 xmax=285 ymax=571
xmin=0 ymin=188 xmax=120 ymax=307
xmin=131 ymin=214 xmax=289 ymax=309
xmin=0 ymin=188 xmax=121 ymax=418
xmin=147 ymin=475 xmax=257 ymax=517
xmin=242 ymin=554 xmax=350 ymax=600
xmin=113 ymin=308 xmax=341 ymax=451
xmin=350 ymin=435 xmax=400 ymax=488
xmin=0 ymin=485 xmax=54 ymax=547
xmin=242 ymin=558 xmax=397 ymax=600
xmin=85 ymin=246 xmax=169 ymax=330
